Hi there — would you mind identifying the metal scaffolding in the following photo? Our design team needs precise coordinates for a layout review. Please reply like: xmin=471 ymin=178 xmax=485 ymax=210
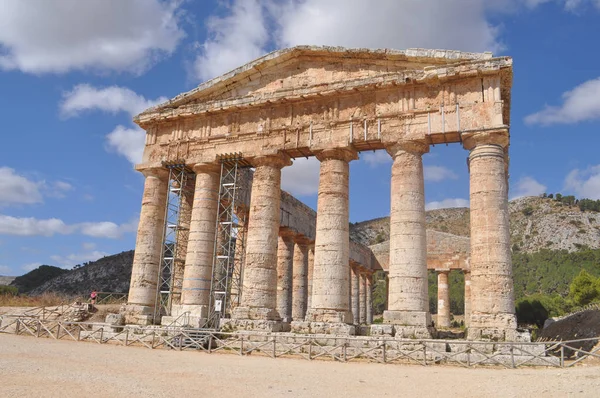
xmin=207 ymin=154 xmax=251 ymax=328
xmin=154 ymin=163 xmax=195 ymax=323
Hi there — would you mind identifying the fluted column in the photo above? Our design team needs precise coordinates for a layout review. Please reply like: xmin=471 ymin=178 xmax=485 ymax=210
xmin=276 ymin=230 xmax=294 ymax=322
xmin=437 ymin=271 xmax=451 ymax=328
xmin=359 ymin=271 xmax=367 ymax=324
xmin=366 ymin=273 xmax=373 ymax=325
xmin=383 ymin=141 xmax=432 ymax=337
xmin=306 ymin=148 xmax=358 ymax=324
xmin=171 ymin=178 xmax=194 ymax=305
xmin=233 ymin=154 xmax=291 ymax=320
xmin=126 ymin=168 xmax=169 ymax=318
xmin=351 ymin=266 xmax=360 ymax=325
xmin=464 ymin=270 xmax=471 ymax=327
xmin=464 ymin=130 xmax=516 ymax=340
xmin=306 ymin=245 xmax=315 ymax=312
xmin=180 ymin=164 xmax=220 ymax=311
xmin=292 ymin=238 xmax=309 ymax=321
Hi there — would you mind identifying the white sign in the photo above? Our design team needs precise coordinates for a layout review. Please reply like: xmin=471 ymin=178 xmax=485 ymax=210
xmin=214 ymin=299 xmax=223 ymax=311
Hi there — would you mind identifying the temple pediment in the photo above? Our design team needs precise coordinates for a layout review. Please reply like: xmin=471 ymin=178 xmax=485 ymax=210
xmin=135 ymin=46 xmax=507 ymax=126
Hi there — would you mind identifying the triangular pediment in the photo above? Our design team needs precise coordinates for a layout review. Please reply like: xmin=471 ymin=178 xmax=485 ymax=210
xmin=136 ymin=46 xmax=493 ymax=121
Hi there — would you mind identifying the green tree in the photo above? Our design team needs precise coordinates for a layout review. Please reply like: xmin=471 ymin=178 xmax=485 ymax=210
xmin=569 ymin=270 xmax=600 ymax=306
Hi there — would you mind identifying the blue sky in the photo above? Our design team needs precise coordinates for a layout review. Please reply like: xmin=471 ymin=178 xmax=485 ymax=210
xmin=1 ymin=0 xmax=599 ymax=276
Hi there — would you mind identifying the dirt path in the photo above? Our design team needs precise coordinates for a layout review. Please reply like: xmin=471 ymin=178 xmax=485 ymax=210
xmin=1 ymin=334 xmax=599 ymax=398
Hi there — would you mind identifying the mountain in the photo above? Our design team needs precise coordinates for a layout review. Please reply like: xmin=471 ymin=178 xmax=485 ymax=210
xmin=27 ymin=251 xmax=134 ymax=296
xmin=0 ymin=276 xmax=16 ymax=286
xmin=350 ymin=196 xmax=600 ymax=252
xmin=10 ymin=265 xmax=68 ymax=293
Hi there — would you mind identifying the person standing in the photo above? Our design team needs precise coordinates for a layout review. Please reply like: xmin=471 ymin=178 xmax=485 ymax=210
xmin=90 ymin=290 xmax=97 ymax=305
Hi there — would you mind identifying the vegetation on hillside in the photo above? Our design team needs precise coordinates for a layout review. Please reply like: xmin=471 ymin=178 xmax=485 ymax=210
xmin=10 ymin=265 xmax=68 ymax=294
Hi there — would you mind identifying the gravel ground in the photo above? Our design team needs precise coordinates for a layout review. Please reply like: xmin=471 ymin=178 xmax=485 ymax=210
xmin=1 ymin=333 xmax=599 ymax=398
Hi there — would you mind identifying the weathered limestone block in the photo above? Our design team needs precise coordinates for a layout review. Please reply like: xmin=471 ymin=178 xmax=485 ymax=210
xmin=306 ymin=148 xmax=357 ymax=325
xmin=437 ymin=271 xmax=451 ymax=328
xmin=291 ymin=239 xmax=309 ymax=321
xmin=181 ymin=163 xmax=220 ymax=311
xmin=370 ymin=324 xmax=395 ymax=337
xmin=124 ymin=168 xmax=169 ymax=323
xmin=463 ymin=131 xmax=517 ymax=341
xmin=234 ymin=154 xmax=291 ymax=321
xmin=383 ymin=142 xmax=433 ymax=338
xmin=276 ymin=231 xmax=294 ymax=323
xmin=290 ymin=321 xmax=356 ymax=335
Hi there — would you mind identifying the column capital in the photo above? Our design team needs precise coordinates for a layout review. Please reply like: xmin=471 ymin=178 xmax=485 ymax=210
xmin=315 ymin=147 xmax=358 ymax=163
xmin=278 ymin=227 xmax=296 ymax=240
xmin=462 ymin=129 xmax=509 ymax=151
xmin=192 ymin=162 xmax=221 ymax=174
xmin=293 ymin=235 xmax=313 ymax=245
xmin=386 ymin=140 xmax=429 ymax=158
xmin=140 ymin=167 xmax=169 ymax=179
xmin=436 ymin=269 xmax=450 ymax=275
xmin=250 ymin=153 xmax=292 ymax=169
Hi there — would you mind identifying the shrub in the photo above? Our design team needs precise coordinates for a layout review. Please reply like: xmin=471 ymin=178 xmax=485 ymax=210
xmin=522 ymin=206 xmax=534 ymax=216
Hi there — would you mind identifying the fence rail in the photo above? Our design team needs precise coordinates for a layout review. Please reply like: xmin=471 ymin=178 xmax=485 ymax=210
xmin=1 ymin=316 xmax=598 ymax=368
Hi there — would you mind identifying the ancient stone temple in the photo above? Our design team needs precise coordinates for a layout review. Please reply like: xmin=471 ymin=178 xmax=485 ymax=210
xmin=123 ymin=46 xmax=518 ymax=341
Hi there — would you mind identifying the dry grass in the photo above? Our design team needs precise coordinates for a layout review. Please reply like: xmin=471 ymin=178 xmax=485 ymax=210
xmin=0 ymin=292 xmax=78 ymax=307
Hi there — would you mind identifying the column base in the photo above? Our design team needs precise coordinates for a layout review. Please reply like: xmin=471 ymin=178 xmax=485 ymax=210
xmin=120 ymin=304 xmax=155 ymax=325
xmin=160 ymin=304 xmax=209 ymax=328
xmin=305 ymin=308 xmax=353 ymax=324
xmin=383 ymin=310 xmax=436 ymax=339
xmin=467 ymin=313 xmax=521 ymax=341
xmin=220 ymin=318 xmax=289 ymax=332
xmin=290 ymin=321 xmax=356 ymax=335
xmin=231 ymin=306 xmax=281 ymax=321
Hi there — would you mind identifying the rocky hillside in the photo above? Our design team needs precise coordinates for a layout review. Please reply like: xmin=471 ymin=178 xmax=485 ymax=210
xmin=0 ymin=276 xmax=16 ymax=285
xmin=10 ymin=266 xmax=68 ymax=293
xmin=28 ymin=251 xmax=134 ymax=296
xmin=350 ymin=196 xmax=600 ymax=253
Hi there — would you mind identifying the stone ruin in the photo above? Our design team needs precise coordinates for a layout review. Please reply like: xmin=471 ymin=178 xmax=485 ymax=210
xmin=121 ymin=46 xmax=519 ymax=341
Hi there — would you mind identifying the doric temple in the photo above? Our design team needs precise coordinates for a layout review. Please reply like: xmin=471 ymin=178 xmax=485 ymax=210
xmin=123 ymin=46 xmax=518 ymax=341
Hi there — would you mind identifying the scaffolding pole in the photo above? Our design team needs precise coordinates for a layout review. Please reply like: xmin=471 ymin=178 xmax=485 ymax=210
xmin=153 ymin=163 xmax=195 ymax=323
xmin=207 ymin=154 xmax=251 ymax=329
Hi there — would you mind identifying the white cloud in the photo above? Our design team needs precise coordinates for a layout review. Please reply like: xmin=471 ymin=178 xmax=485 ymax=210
xmin=21 ymin=262 xmax=42 ymax=272
xmin=0 ymin=167 xmax=43 ymax=206
xmin=105 ymin=125 xmax=146 ymax=165
xmin=43 ymin=181 xmax=74 ymax=199
xmin=273 ymin=0 xmax=500 ymax=53
xmin=50 ymin=251 xmax=108 ymax=268
xmin=0 ymin=0 xmax=184 ymax=74
xmin=0 ymin=265 xmax=11 ymax=275
xmin=565 ymin=165 xmax=600 ymax=199
xmin=193 ymin=0 xmax=506 ymax=82
xmin=0 ymin=215 xmax=137 ymax=238
xmin=511 ymin=176 xmax=547 ymax=199
xmin=60 ymin=84 xmax=167 ymax=118
xmin=194 ymin=0 xmax=269 ymax=81
xmin=0 ymin=215 xmax=72 ymax=237
xmin=82 ymin=242 xmax=96 ymax=251
xmin=525 ymin=77 xmax=600 ymax=125
xmin=424 ymin=166 xmax=459 ymax=182
xmin=281 ymin=157 xmax=320 ymax=196
xmin=60 ymin=84 xmax=166 ymax=164
xmin=362 ymin=151 xmax=391 ymax=168
xmin=426 ymin=198 xmax=470 ymax=210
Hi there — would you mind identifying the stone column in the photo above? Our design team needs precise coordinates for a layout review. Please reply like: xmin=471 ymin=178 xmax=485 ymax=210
xmin=463 ymin=131 xmax=517 ymax=340
xmin=351 ymin=266 xmax=360 ymax=325
xmin=276 ymin=230 xmax=294 ymax=323
xmin=232 ymin=154 xmax=291 ymax=323
xmin=180 ymin=164 xmax=220 ymax=318
xmin=171 ymin=178 xmax=194 ymax=306
xmin=437 ymin=271 xmax=451 ymax=328
xmin=383 ymin=141 xmax=433 ymax=338
xmin=306 ymin=245 xmax=315 ymax=312
xmin=464 ymin=270 xmax=471 ymax=327
xmin=359 ymin=271 xmax=367 ymax=324
xmin=125 ymin=168 xmax=169 ymax=324
xmin=385 ymin=273 xmax=389 ymax=311
xmin=291 ymin=238 xmax=309 ymax=321
xmin=366 ymin=273 xmax=373 ymax=325
xmin=306 ymin=148 xmax=357 ymax=327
